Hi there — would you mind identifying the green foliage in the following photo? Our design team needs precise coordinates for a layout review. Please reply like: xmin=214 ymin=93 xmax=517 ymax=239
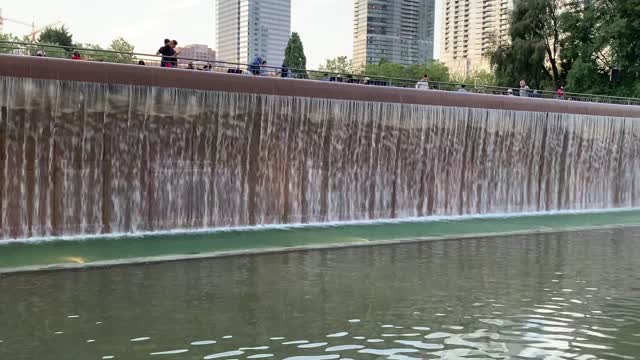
xmin=284 ymin=32 xmax=307 ymax=76
xmin=73 ymin=38 xmax=136 ymax=64
xmin=564 ymin=57 xmax=610 ymax=95
xmin=74 ymin=43 xmax=106 ymax=61
xmin=37 ymin=26 xmax=73 ymax=47
xmin=0 ymin=33 xmax=22 ymax=54
xmin=37 ymin=26 xmax=74 ymax=58
xmin=490 ymin=0 xmax=639 ymax=97
xmin=489 ymin=0 xmax=563 ymax=90
xmin=451 ymin=70 xmax=497 ymax=86
xmin=561 ymin=0 xmax=640 ymax=97
xmin=363 ymin=60 xmax=450 ymax=82
xmin=318 ymin=56 xmax=353 ymax=74
xmin=314 ymin=57 xmax=451 ymax=83
xmin=107 ymin=37 xmax=136 ymax=64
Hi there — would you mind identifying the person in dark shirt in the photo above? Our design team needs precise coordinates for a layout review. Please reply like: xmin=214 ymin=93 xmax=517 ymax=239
xmin=169 ymin=40 xmax=179 ymax=68
xmin=249 ymin=56 xmax=263 ymax=75
xmin=157 ymin=39 xmax=174 ymax=68
xmin=279 ymin=62 xmax=291 ymax=78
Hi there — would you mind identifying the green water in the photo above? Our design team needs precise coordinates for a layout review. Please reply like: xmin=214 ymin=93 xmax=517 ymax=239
xmin=1 ymin=227 xmax=640 ymax=359
xmin=2 ymin=210 xmax=640 ymax=270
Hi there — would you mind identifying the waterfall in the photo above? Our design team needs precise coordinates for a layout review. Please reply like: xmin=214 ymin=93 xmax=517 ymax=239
xmin=1 ymin=77 xmax=639 ymax=239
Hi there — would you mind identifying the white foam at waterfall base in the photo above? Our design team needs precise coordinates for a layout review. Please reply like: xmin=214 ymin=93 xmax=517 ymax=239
xmin=1 ymin=207 xmax=639 ymax=246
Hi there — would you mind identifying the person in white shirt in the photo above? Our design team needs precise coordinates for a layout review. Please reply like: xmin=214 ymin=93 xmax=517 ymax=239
xmin=519 ymin=80 xmax=530 ymax=97
xmin=457 ymin=84 xmax=468 ymax=93
xmin=416 ymin=74 xmax=430 ymax=90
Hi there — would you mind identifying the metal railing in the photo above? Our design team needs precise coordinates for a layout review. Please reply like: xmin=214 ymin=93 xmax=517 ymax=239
xmin=1 ymin=40 xmax=639 ymax=106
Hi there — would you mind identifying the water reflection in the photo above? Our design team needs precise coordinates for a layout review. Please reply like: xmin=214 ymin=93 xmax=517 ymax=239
xmin=1 ymin=228 xmax=640 ymax=359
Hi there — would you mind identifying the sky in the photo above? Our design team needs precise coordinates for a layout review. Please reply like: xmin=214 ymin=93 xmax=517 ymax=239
xmin=1 ymin=0 xmax=441 ymax=68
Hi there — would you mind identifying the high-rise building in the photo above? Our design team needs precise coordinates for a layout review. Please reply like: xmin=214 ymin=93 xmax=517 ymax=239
xmin=353 ymin=0 xmax=436 ymax=68
xmin=216 ymin=0 xmax=291 ymax=68
xmin=440 ymin=0 xmax=586 ymax=77
xmin=440 ymin=0 xmax=514 ymax=77
xmin=177 ymin=44 xmax=216 ymax=64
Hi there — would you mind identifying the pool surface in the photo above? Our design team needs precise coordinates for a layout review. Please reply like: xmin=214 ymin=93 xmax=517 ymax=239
xmin=1 ymin=227 xmax=640 ymax=359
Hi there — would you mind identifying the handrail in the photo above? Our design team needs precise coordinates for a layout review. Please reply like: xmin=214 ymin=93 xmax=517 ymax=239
xmin=1 ymin=40 xmax=639 ymax=106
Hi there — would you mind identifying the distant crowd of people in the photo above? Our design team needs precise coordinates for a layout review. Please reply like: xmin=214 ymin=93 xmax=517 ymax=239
xmin=415 ymin=74 xmax=567 ymax=100
xmin=32 ymin=40 xmax=569 ymax=100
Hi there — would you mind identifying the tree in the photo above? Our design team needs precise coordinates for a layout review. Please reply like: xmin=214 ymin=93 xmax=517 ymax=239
xmin=37 ymin=26 xmax=74 ymax=58
xmin=363 ymin=59 xmax=450 ymax=83
xmin=404 ymin=61 xmax=451 ymax=82
xmin=318 ymin=56 xmax=353 ymax=74
xmin=0 ymin=33 xmax=22 ymax=54
xmin=489 ymin=0 xmax=564 ymax=89
xmin=284 ymin=32 xmax=307 ymax=76
xmin=107 ymin=37 xmax=136 ymax=64
xmin=75 ymin=43 xmax=108 ymax=61
xmin=561 ymin=0 xmax=640 ymax=97
xmin=76 ymin=38 xmax=136 ymax=63
xmin=451 ymin=70 xmax=497 ymax=86
xmin=490 ymin=0 xmax=639 ymax=97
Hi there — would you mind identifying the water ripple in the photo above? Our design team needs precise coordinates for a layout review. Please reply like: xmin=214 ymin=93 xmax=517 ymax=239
xmin=130 ymin=337 xmax=150 ymax=342
xmin=247 ymin=355 xmax=274 ymax=359
xmin=325 ymin=345 xmax=364 ymax=352
xmin=394 ymin=340 xmax=444 ymax=350
xmin=282 ymin=340 xmax=309 ymax=345
xmin=326 ymin=332 xmax=348 ymax=338
xmin=283 ymin=356 xmax=339 ymax=360
xmin=203 ymin=350 xmax=244 ymax=359
xmin=191 ymin=340 xmax=217 ymax=346
xmin=358 ymin=348 xmax=419 ymax=356
xmin=298 ymin=342 xmax=327 ymax=349
xmin=150 ymin=349 xmax=189 ymax=355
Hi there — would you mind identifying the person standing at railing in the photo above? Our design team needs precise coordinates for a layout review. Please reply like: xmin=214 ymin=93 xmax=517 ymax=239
xmin=249 ymin=56 xmax=269 ymax=76
xmin=71 ymin=51 xmax=81 ymax=60
xmin=279 ymin=62 xmax=291 ymax=78
xmin=519 ymin=80 xmax=530 ymax=97
xmin=557 ymin=86 xmax=565 ymax=100
xmin=157 ymin=39 xmax=173 ymax=68
xmin=170 ymin=40 xmax=180 ymax=68
xmin=249 ymin=56 xmax=263 ymax=75
xmin=260 ymin=60 xmax=269 ymax=76
xmin=416 ymin=74 xmax=430 ymax=90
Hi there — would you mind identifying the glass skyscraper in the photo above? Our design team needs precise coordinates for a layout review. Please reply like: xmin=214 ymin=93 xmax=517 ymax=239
xmin=216 ymin=0 xmax=291 ymax=68
xmin=353 ymin=0 xmax=436 ymax=68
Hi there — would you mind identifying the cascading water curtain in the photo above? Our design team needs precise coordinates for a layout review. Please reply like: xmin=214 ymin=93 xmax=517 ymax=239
xmin=1 ymin=77 xmax=639 ymax=239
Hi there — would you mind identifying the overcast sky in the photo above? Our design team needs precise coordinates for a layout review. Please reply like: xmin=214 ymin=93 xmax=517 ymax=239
xmin=1 ymin=0 xmax=441 ymax=68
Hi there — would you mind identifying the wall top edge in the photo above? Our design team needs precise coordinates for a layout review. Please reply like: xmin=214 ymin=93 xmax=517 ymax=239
xmin=1 ymin=55 xmax=638 ymax=118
